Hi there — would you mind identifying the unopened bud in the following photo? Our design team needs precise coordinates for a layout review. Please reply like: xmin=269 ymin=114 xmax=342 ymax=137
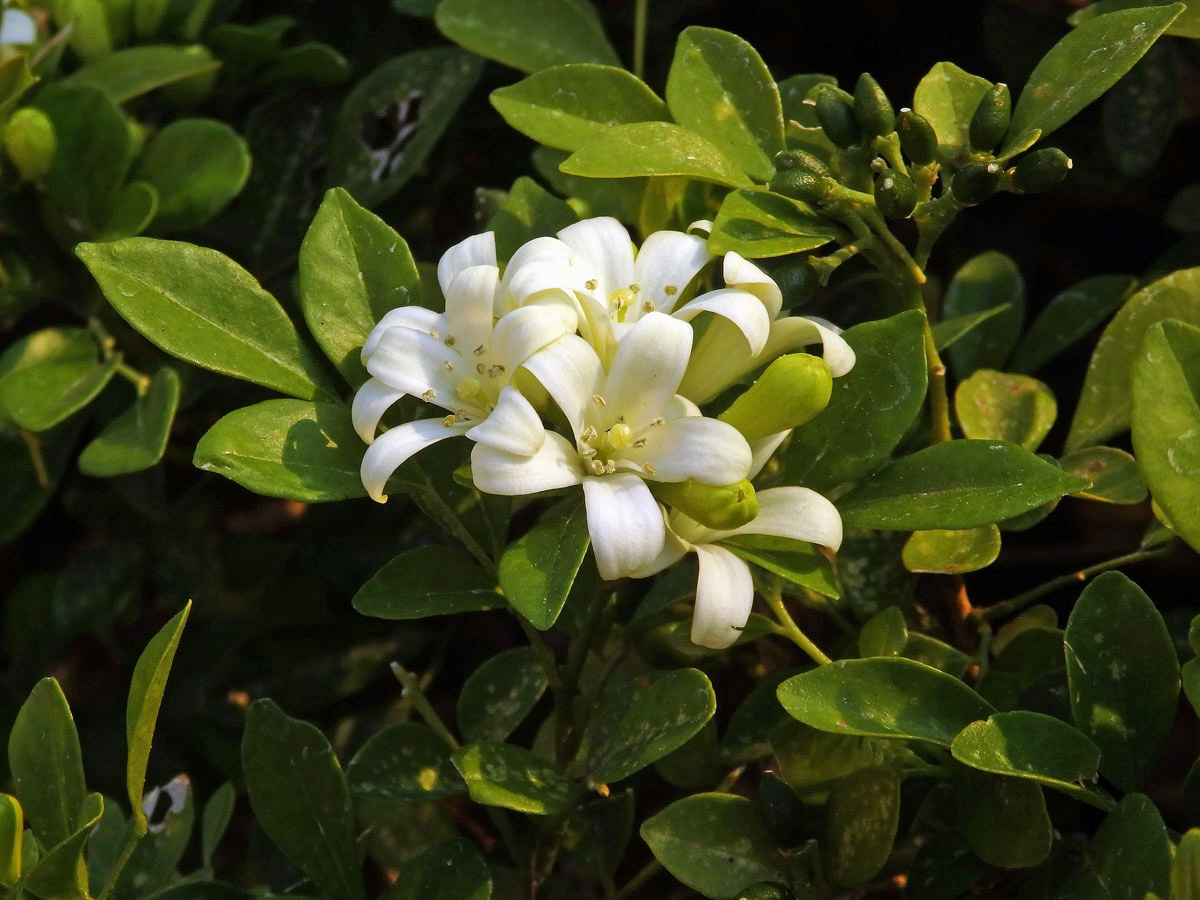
xmin=854 ymin=73 xmax=894 ymax=139
xmin=737 ymin=882 xmax=796 ymax=900
xmin=3 ymin=108 xmax=56 ymax=180
xmin=653 ymin=478 xmax=759 ymax=530
xmin=718 ymin=353 xmax=832 ymax=441
xmin=813 ymin=84 xmax=861 ymax=149
xmin=874 ymin=168 xmax=917 ymax=219
xmin=768 ymin=168 xmax=833 ymax=205
xmin=773 ymin=148 xmax=829 ymax=177
xmin=772 ymin=259 xmax=818 ymax=306
xmin=952 ymin=161 xmax=1002 ymax=205
xmin=896 ymin=109 xmax=938 ymax=166
xmin=1011 ymin=147 xmax=1072 ymax=194
xmin=969 ymin=83 xmax=1011 ymax=152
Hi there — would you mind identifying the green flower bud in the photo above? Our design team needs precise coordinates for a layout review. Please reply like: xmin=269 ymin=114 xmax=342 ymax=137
xmin=969 ymin=83 xmax=1011 ymax=152
xmin=768 ymin=168 xmax=833 ymax=205
xmin=854 ymin=72 xmax=894 ymax=139
xmin=1011 ymin=147 xmax=1072 ymax=194
xmin=3 ymin=108 xmax=56 ymax=180
xmin=653 ymin=478 xmax=759 ymax=530
xmin=814 ymin=83 xmax=861 ymax=149
xmin=952 ymin=161 xmax=1002 ymax=205
xmin=873 ymin=167 xmax=917 ymax=219
xmin=773 ymin=148 xmax=829 ymax=177
xmin=737 ymin=883 xmax=796 ymax=900
xmin=718 ymin=352 xmax=833 ymax=441
xmin=896 ymin=108 xmax=938 ymax=166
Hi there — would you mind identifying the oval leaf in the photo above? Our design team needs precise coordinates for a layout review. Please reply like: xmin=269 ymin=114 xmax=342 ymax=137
xmin=708 ymin=189 xmax=844 ymax=258
xmin=456 ymin=647 xmax=549 ymax=743
xmin=943 ymin=252 xmax=1025 ymax=377
xmin=78 ymin=367 xmax=180 ymax=477
xmin=346 ymin=723 xmax=465 ymax=802
xmin=386 ymin=839 xmax=490 ymax=900
xmin=499 ymin=502 xmax=590 ymax=630
xmin=913 ymin=62 xmax=992 ymax=158
xmin=955 ymin=370 xmax=1057 ymax=450
xmin=450 ymin=741 xmax=576 ymax=815
xmin=435 ymin=0 xmax=619 ymax=72
xmin=957 ymin=773 xmax=1051 ymax=869
xmin=824 ymin=766 xmax=900 ymax=888
xmin=902 ymin=526 xmax=1001 ymax=574
xmin=1060 ymin=445 xmax=1148 ymax=504
xmin=1060 ymin=794 xmax=1170 ymax=899
xmin=353 ymin=545 xmax=501 ymax=619
xmin=561 ymin=122 xmax=755 ymax=189
xmin=69 ymin=44 xmax=219 ymax=102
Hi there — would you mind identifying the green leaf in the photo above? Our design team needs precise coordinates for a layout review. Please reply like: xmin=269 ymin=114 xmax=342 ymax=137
xmin=950 ymin=711 xmax=1113 ymax=809
xmin=0 ymin=795 xmax=21 ymax=887
xmin=7 ymin=679 xmax=87 ymax=848
xmin=1064 ymin=572 xmax=1179 ymax=792
xmin=1012 ymin=275 xmax=1137 ymax=374
xmin=640 ymin=793 xmax=784 ymax=898
xmin=24 ymin=792 xmax=103 ymax=900
xmin=435 ymin=0 xmax=618 ymax=72
xmin=707 ymin=190 xmax=844 ymax=258
xmin=96 ymin=181 xmax=160 ymax=243
xmin=912 ymin=62 xmax=993 ymax=158
xmin=589 ymin=668 xmax=716 ymax=784
xmin=1069 ymin=267 xmax=1200 ymax=451
xmin=1009 ymin=3 xmax=1183 ymax=140
xmin=328 ymin=49 xmax=482 ymax=207
xmin=353 ymin=545 xmax=501 ymax=619
xmin=0 ymin=55 xmax=38 ymax=120
xmin=298 ymin=187 xmax=421 ymax=385
xmin=977 ymin=626 xmax=1067 ymax=712
xmin=1061 ymin=446 xmax=1147 ymax=504
xmin=200 ymin=783 xmax=235 ymax=867
xmin=837 ymin=440 xmax=1087 ymax=530
xmin=0 ymin=328 xmax=115 ymax=432
xmin=532 ymin=146 xmax=646 ymax=222
xmin=1132 ymin=319 xmax=1200 ymax=550
xmin=125 ymin=601 xmax=190 ymax=832
xmin=957 ymin=773 xmax=1051 ymax=869
xmin=1101 ymin=40 xmax=1178 ymax=178
xmin=77 ymin=239 xmax=338 ymax=401
xmin=823 ymin=766 xmax=899 ymax=888
xmin=1070 ymin=0 xmax=1200 ymax=38
xmin=943 ymin=252 xmax=1025 ymax=377
xmin=193 ymin=400 xmax=365 ymax=502
xmin=499 ymin=502 xmax=590 ymax=630
xmin=346 ymin=723 xmax=465 ymax=802
xmin=456 ymin=647 xmax=548 ymax=743
xmin=242 ymin=699 xmax=364 ymax=900
xmin=776 ymin=657 xmax=995 ymax=747
xmin=69 ymin=45 xmax=220 ymax=102
xmin=1173 ymin=829 xmax=1200 ymax=900
xmin=902 ymin=526 xmax=1002 ymax=574
xmin=450 ymin=741 xmax=577 ymax=815
xmin=665 ymin=27 xmax=783 ymax=183
xmin=106 ymin=775 xmax=194 ymax=900
xmin=485 ymin=176 xmax=578 ymax=263
xmin=784 ymin=310 xmax=928 ymax=493
xmin=1060 ymin=794 xmax=1170 ymax=899
xmin=78 ymin=367 xmax=180 ymax=477
xmin=931 ymin=304 xmax=1013 ymax=352
xmin=955 ymin=370 xmax=1057 ymax=450
xmin=722 ymin=534 xmax=839 ymax=599
xmin=859 ymin=607 xmax=908 ymax=658
xmin=54 ymin=0 xmax=111 ymax=61
xmin=383 ymin=839 xmax=490 ymax=900
xmin=904 ymin=633 xmax=973 ymax=679
xmin=561 ymin=122 xmax=755 ymax=189
xmin=0 ymin=421 xmax=83 ymax=545
xmin=490 ymin=64 xmax=668 ymax=151
xmin=260 ymin=42 xmax=351 ymax=86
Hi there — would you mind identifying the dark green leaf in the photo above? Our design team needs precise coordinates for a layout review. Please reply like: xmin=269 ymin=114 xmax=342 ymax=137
xmin=260 ymin=42 xmax=351 ymax=86
xmin=902 ymin=526 xmax=1001 ymax=574
xmin=353 ymin=545 xmax=501 ymax=619
xmin=903 ymin=633 xmax=973 ymax=679
xmin=200 ymin=783 xmax=235 ymax=867
xmin=78 ymin=367 xmax=180 ymax=477
xmin=1060 ymin=794 xmax=1170 ymax=899
xmin=912 ymin=62 xmax=992 ymax=157
xmin=1061 ymin=446 xmax=1147 ymax=504
xmin=96 ymin=181 xmax=160 ymax=243
xmin=0 ymin=55 xmax=38 ymax=120
xmin=383 ymin=839 xmax=490 ymax=900
xmin=108 ymin=776 xmax=194 ymax=900
xmin=25 ymin=792 xmax=103 ymax=900
xmin=561 ymin=122 xmax=755 ymax=189
xmin=485 ymin=176 xmax=577 ymax=263
xmin=499 ymin=502 xmax=590 ymax=630
xmin=957 ymin=773 xmax=1051 ymax=869
xmin=435 ymin=0 xmax=618 ymax=72
xmin=1102 ymin=40 xmax=1178 ymax=178
xmin=708 ymin=190 xmax=844 ymax=258
xmin=723 ymin=534 xmax=839 ymax=599
xmin=0 ymin=794 xmax=18 ymax=887
xmin=346 ymin=723 xmax=465 ymax=802
xmin=532 ymin=146 xmax=646 ymax=223
xmin=943 ymin=252 xmax=1025 ymax=377
xmin=859 ymin=607 xmax=907 ymax=657
xmin=954 ymin=370 xmax=1056 ymax=450
xmin=931 ymin=304 xmax=1012 ymax=352
xmin=69 ymin=44 xmax=219 ymax=102
xmin=450 ymin=741 xmax=576 ymax=815
xmin=456 ymin=647 xmax=548 ymax=743
xmin=1014 ymin=275 xmax=1137 ymax=374
xmin=823 ymin=766 xmax=899 ymax=888
xmin=1070 ymin=0 xmax=1200 ymax=38
xmin=1173 ymin=829 xmax=1200 ymax=900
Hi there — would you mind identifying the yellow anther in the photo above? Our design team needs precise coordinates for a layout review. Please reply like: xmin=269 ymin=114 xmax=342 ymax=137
xmin=590 ymin=459 xmax=605 ymax=475
xmin=442 ymin=415 xmax=456 ymax=427
xmin=649 ymin=417 xmax=665 ymax=427
xmin=633 ymin=438 xmax=646 ymax=448
xmin=641 ymin=300 xmax=655 ymax=313
xmin=581 ymin=425 xmax=597 ymax=442
xmin=643 ymin=463 xmax=656 ymax=475
xmin=486 ymin=364 xmax=505 ymax=378
xmin=592 ymin=394 xmax=606 ymax=407
xmin=664 ymin=285 xmax=678 ymax=296
xmin=429 ymin=331 xmax=439 ymax=339
xmin=608 ymin=423 xmax=633 ymax=449
xmin=476 ymin=363 xmax=486 ymax=375
xmin=585 ymin=279 xmax=598 ymax=291
xmin=604 ymin=460 xmax=616 ymax=474
xmin=421 ymin=389 xmax=436 ymax=402
xmin=473 ymin=344 xmax=486 ymax=356
xmin=444 ymin=361 xmax=453 ymax=372
xmin=444 ymin=335 xmax=456 ymax=346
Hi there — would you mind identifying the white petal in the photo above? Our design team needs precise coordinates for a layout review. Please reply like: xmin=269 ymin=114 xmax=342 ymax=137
xmin=465 ymin=385 xmax=546 ymax=456
xmin=633 ymin=416 xmax=752 ymax=484
xmin=749 ymin=429 xmax=790 ymax=479
xmin=361 ymin=418 xmax=466 ymax=502
xmin=604 ymin=312 xmax=691 ymax=429
xmin=691 ymin=544 xmax=754 ymax=649
xmin=492 ymin=305 xmax=575 ymax=372
xmin=688 ymin=219 xmax=713 ymax=236
xmin=723 ymin=252 xmax=782 ymax=319
xmin=677 ymin=317 xmax=757 ymax=405
xmin=721 ymin=486 xmax=843 ymax=550
xmin=672 ymin=289 xmax=772 ymax=355
xmin=0 ymin=9 xmax=36 ymax=45
xmin=499 ymin=237 xmax=582 ymax=311
xmin=361 ymin=306 xmax=442 ymax=362
xmin=633 ymin=230 xmax=711 ymax=314
xmin=582 ymin=473 xmax=665 ymax=580
xmin=471 ymin=431 xmax=582 ymax=495
xmin=521 ymin=334 xmax=605 ymax=437
xmin=444 ymin=265 xmax=499 ymax=351
xmin=762 ymin=316 xmax=856 ymax=377
xmin=664 ymin=394 xmax=702 ymax=419
xmin=351 ymin=377 xmax=407 ymax=444
xmin=557 ymin=217 xmax=635 ymax=297
xmin=366 ymin=327 xmax=458 ymax=404
xmin=626 ymin=510 xmax=691 ymax=578
xmin=575 ymin=292 xmax=617 ymax=366
xmin=437 ymin=232 xmax=497 ymax=295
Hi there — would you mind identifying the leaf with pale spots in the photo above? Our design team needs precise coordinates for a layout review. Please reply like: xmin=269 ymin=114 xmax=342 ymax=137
xmin=456 ymin=647 xmax=549 ymax=743
xmin=450 ymin=741 xmax=577 ymax=815
xmin=347 ymin=723 xmax=465 ymax=802
xmin=902 ymin=526 xmax=1001 ymax=574
xmin=824 ymin=766 xmax=900 ymax=888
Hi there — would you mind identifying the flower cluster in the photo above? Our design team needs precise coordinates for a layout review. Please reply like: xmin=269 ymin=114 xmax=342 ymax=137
xmin=354 ymin=217 xmax=853 ymax=648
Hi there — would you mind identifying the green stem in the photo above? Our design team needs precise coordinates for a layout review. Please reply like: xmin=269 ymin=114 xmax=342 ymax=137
xmin=390 ymin=662 xmax=459 ymax=749
xmin=873 ymin=133 xmax=908 ymax=176
xmin=16 ymin=428 xmax=49 ymax=488
xmin=811 ymin=236 xmax=877 ymax=285
xmin=914 ymin=192 xmax=962 ymax=270
xmin=612 ymin=859 xmax=662 ymax=900
xmin=632 ymin=0 xmax=648 ymax=80
xmin=762 ymin=578 xmax=831 ymax=665
xmin=97 ymin=821 xmax=146 ymax=900
xmin=115 ymin=360 xmax=151 ymax=396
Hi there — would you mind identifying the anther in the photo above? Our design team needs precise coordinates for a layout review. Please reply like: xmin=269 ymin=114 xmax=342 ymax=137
xmin=441 ymin=415 xmax=456 ymax=428
xmin=455 ymin=409 xmax=469 ymax=422
xmin=592 ymin=394 xmax=606 ymax=407
xmin=486 ymin=364 xmax=505 ymax=378
xmin=428 ymin=331 xmax=439 ymax=339
xmin=444 ymin=335 xmax=456 ymax=346
xmin=585 ymin=279 xmax=598 ymax=291
xmin=641 ymin=300 xmax=654 ymax=313
xmin=649 ymin=417 xmax=665 ymax=427
xmin=581 ymin=426 xmax=597 ymax=442
xmin=473 ymin=345 xmax=486 ymax=356
xmin=476 ymin=363 xmax=486 ymax=375
xmin=421 ymin=389 xmax=436 ymax=402
xmin=444 ymin=362 xmax=453 ymax=372
xmin=633 ymin=438 xmax=646 ymax=448
xmin=664 ymin=285 xmax=678 ymax=296
xmin=604 ymin=460 xmax=616 ymax=474
xmin=590 ymin=459 xmax=605 ymax=475
xmin=643 ymin=463 xmax=656 ymax=475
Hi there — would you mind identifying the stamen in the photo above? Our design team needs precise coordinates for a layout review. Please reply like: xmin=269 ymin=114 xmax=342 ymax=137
xmin=580 ymin=446 xmax=597 ymax=459
xmin=421 ymin=389 xmax=436 ymax=402
xmin=581 ymin=425 xmax=597 ymax=442
xmin=649 ymin=417 xmax=665 ymax=427
xmin=476 ymin=363 xmax=486 ymax=375
xmin=590 ymin=459 xmax=605 ymax=475
xmin=592 ymin=394 xmax=607 ymax=407
xmin=444 ymin=335 xmax=456 ymax=346
xmin=643 ymin=463 xmax=656 ymax=475
xmin=486 ymin=364 xmax=505 ymax=378
xmin=664 ymin=285 xmax=678 ymax=296
xmin=428 ymin=331 xmax=439 ymax=339
xmin=585 ymin=279 xmax=598 ymax=291
xmin=633 ymin=438 xmax=646 ymax=448
xmin=455 ymin=410 xmax=469 ymax=422
xmin=630 ymin=283 xmax=641 ymax=293
xmin=444 ymin=362 xmax=453 ymax=372
xmin=441 ymin=415 xmax=456 ymax=427
xmin=473 ymin=345 xmax=486 ymax=356
xmin=604 ymin=459 xmax=616 ymax=474
xmin=641 ymin=300 xmax=655 ymax=313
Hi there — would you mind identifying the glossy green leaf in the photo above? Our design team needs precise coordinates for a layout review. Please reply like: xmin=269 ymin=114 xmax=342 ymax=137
xmin=499 ymin=502 xmax=590 ymax=630
xmin=708 ymin=189 xmax=843 ymax=258
xmin=912 ymin=62 xmax=992 ymax=157
xmin=1070 ymin=0 xmax=1200 ymax=38
xmin=837 ymin=440 xmax=1087 ymax=530
xmin=328 ymin=49 xmax=482 ymax=207
xmin=193 ymin=400 xmax=365 ymax=502
xmin=722 ymin=534 xmax=839 ymax=599
xmin=69 ymin=45 xmax=219 ymax=102
xmin=950 ymin=711 xmax=1112 ymax=809
xmin=1132 ymin=319 xmax=1200 ymax=550
xmin=436 ymin=0 xmax=617 ymax=72
xmin=902 ymin=525 xmax=1001 ymax=574
xmin=640 ymin=793 xmax=785 ymax=899
xmin=1064 ymin=572 xmax=1179 ymax=791
xmin=955 ymin=370 xmax=1057 ymax=450
xmin=561 ymin=122 xmax=755 ymax=189
xmin=976 ymin=626 xmax=1066 ymax=712
xmin=298 ymin=187 xmax=421 ymax=385
xmin=490 ymin=64 xmax=668 ymax=151
xmin=1009 ymin=3 xmax=1182 ymax=140
xmin=347 ymin=723 xmax=465 ymax=802
xmin=823 ymin=766 xmax=899 ymax=888
xmin=777 ymin=657 xmax=994 ymax=747
xmin=242 ymin=699 xmax=364 ymax=900
xmin=485 ymin=176 xmax=577 ymax=262
xmin=108 ymin=775 xmax=194 ymax=900
xmin=904 ymin=632 xmax=973 ymax=679
xmin=7 ymin=679 xmax=87 ymax=848
xmin=859 ymin=606 xmax=907 ymax=658
xmin=1014 ymin=275 xmax=1137 ymax=374
xmin=1060 ymin=446 xmax=1147 ymax=503
xmin=353 ymin=545 xmax=501 ymax=619
xmin=95 ymin=181 xmax=160 ymax=243
xmin=785 ymin=310 xmax=928 ymax=493
xmin=1102 ymin=40 xmax=1178 ymax=178
xmin=992 ymin=605 xmax=1058 ymax=654
xmin=451 ymin=741 xmax=576 ymax=815
xmin=78 ymin=367 xmax=180 ymax=477
xmin=0 ymin=328 xmax=114 ymax=432
xmin=78 ymin=239 xmax=338 ymax=401
xmin=590 ymin=668 xmax=716 ymax=784
xmin=384 ymin=839 xmax=490 ymax=900
xmin=943 ymin=252 xmax=1025 ymax=377
xmin=54 ymin=0 xmax=111 ymax=60
xmin=457 ymin=647 xmax=548 ymax=743
xmin=0 ymin=795 xmax=21 ymax=887
xmin=1061 ymin=794 xmax=1170 ymax=899
xmin=666 ymin=27 xmax=783 ymax=183
xmin=200 ymin=782 xmax=235 ymax=867
xmin=957 ymin=773 xmax=1051 ymax=869
xmin=24 ymin=792 xmax=103 ymax=900
xmin=532 ymin=146 xmax=646 ymax=222
xmin=260 ymin=42 xmax=350 ymax=86
xmin=931 ymin=304 xmax=1012 ymax=352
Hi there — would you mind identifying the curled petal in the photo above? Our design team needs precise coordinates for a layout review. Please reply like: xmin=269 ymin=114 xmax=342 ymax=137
xmin=678 ymin=317 xmax=757 ymax=405
xmin=437 ymin=232 xmax=496 ymax=295
xmin=366 ymin=327 xmax=458 ymax=403
xmin=582 ymin=473 xmax=666 ymax=580
xmin=723 ymin=251 xmax=782 ymax=319
xmin=633 ymin=230 xmax=711 ymax=314
xmin=352 ymin=377 xmax=407 ymax=444
xmin=361 ymin=418 xmax=466 ymax=502
xmin=631 ymin=416 xmax=752 ymax=484
xmin=521 ymin=334 xmax=605 ymax=437
xmin=673 ymin=289 xmax=772 ymax=356
xmin=720 ymin=485 xmax=843 ymax=551
xmin=604 ymin=312 xmax=691 ymax=430
xmin=749 ymin=429 xmax=790 ymax=479
xmin=361 ymin=306 xmax=442 ymax=362
xmin=491 ymin=305 xmax=575 ymax=374
xmin=557 ymin=216 xmax=636 ymax=297
xmin=763 ymin=316 xmax=856 ymax=377
xmin=466 ymin=385 xmax=546 ymax=456
xmin=444 ymin=265 xmax=499 ymax=351
xmin=691 ymin=544 xmax=754 ymax=649
xmin=471 ymin=431 xmax=582 ymax=495
xmin=625 ymin=509 xmax=691 ymax=578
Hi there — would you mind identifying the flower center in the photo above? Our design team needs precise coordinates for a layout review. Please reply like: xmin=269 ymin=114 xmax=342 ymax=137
xmin=575 ymin=412 xmax=660 ymax=477
xmin=608 ymin=283 xmax=645 ymax=322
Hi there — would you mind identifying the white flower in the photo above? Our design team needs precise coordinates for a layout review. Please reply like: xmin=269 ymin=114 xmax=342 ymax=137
xmin=354 ymin=232 xmax=575 ymax=502
xmin=470 ymin=312 xmax=754 ymax=580
xmin=0 ymin=8 xmax=35 ymax=46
